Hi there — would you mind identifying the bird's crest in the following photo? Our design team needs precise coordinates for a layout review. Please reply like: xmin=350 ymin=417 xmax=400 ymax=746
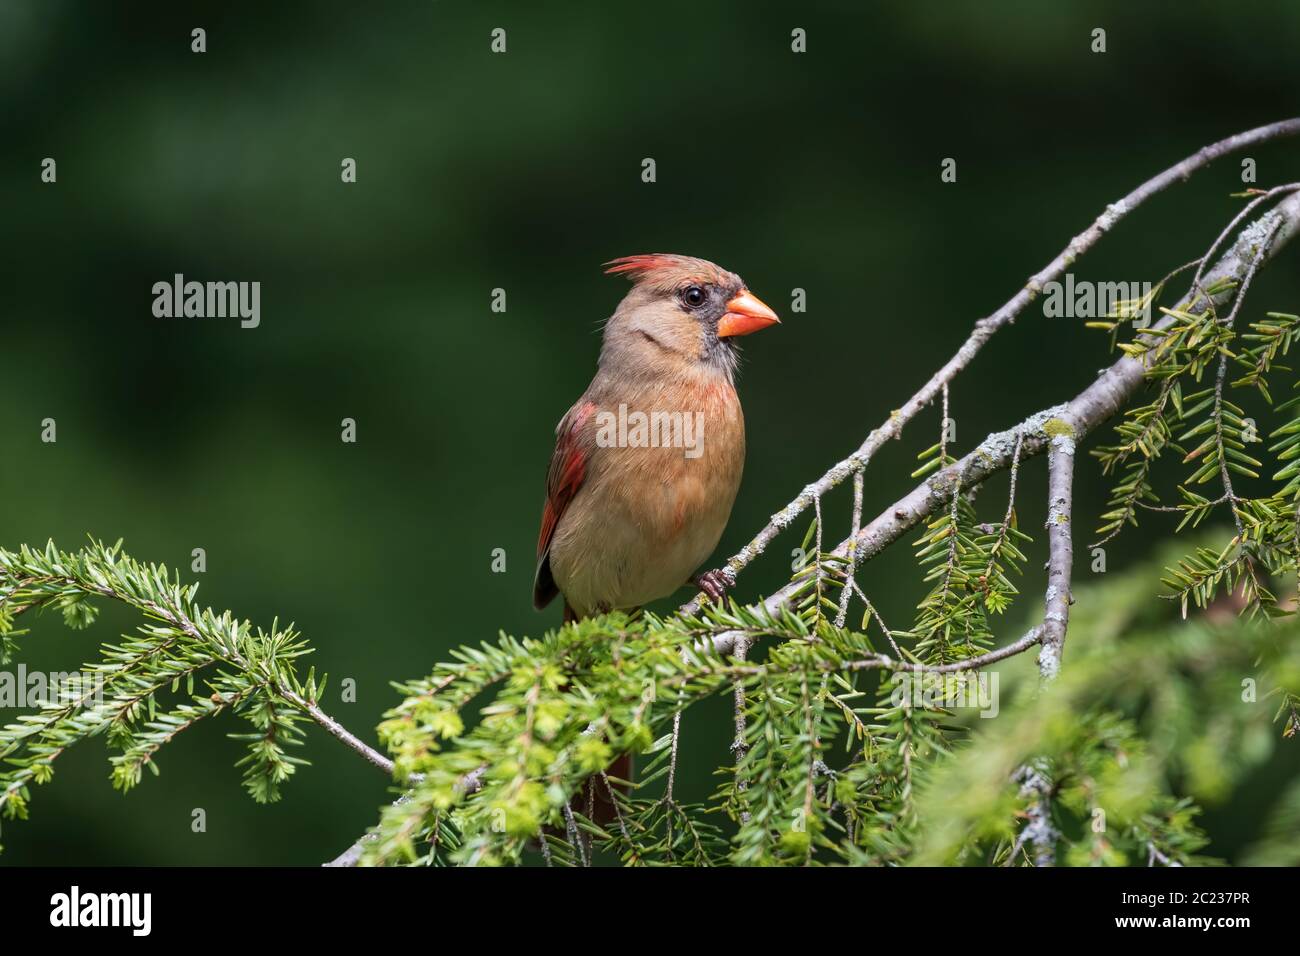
xmin=604 ymin=254 xmax=737 ymax=293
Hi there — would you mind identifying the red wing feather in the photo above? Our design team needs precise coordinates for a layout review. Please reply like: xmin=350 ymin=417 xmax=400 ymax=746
xmin=533 ymin=400 xmax=597 ymax=609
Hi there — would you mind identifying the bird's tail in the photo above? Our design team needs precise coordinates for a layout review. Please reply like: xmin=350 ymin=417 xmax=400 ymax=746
xmin=573 ymin=752 xmax=633 ymax=828
xmin=557 ymin=603 xmax=632 ymax=838
xmin=540 ymin=600 xmax=636 ymax=854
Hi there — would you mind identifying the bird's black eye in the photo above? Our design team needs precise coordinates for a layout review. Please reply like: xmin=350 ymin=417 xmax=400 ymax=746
xmin=682 ymin=286 xmax=707 ymax=309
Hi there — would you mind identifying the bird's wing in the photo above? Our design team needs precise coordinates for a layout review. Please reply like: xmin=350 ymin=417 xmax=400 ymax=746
xmin=533 ymin=399 xmax=598 ymax=609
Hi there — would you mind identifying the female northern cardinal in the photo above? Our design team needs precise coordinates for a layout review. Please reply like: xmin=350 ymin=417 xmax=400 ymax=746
xmin=533 ymin=254 xmax=779 ymax=622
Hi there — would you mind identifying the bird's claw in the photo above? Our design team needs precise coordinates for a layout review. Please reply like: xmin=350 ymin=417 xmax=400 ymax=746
xmin=693 ymin=568 xmax=734 ymax=605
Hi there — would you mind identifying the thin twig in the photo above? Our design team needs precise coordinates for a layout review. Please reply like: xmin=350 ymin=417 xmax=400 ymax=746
xmin=981 ymin=433 xmax=1025 ymax=588
xmin=813 ymin=493 xmax=824 ymax=623
xmin=1191 ymin=183 xmax=1300 ymax=292
xmin=664 ymin=709 xmax=683 ymax=803
xmin=599 ymin=770 xmax=635 ymax=851
xmin=322 ymin=766 xmax=483 ymax=867
xmin=940 ymin=382 xmax=951 ymax=462
xmin=1211 ymin=216 xmax=1283 ymax=539
xmin=730 ymin=635 xmax=752 ymax=825
xmin=36 ymin=575 xmax=399 ymax=778
xmin=851 ymin=579 xmax=907 ymax=659
xmin=690 ymin=626 xmax=1044 ymax=681
xmin=563 ymin=803 xmax=588 ymax=867
xmin=833 ymin=470 xmax=866 ymax=629
xmin=297 ymin=698 xmax=394 ymax=775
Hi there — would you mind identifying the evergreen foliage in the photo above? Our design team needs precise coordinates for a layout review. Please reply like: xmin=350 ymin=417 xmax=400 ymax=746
xmin=2 ymin=192 xmax=1298 ymax=866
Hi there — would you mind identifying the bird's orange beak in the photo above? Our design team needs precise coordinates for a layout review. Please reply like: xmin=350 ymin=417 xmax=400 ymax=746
xmin=717 ymin=289 xmax=780 ymax=338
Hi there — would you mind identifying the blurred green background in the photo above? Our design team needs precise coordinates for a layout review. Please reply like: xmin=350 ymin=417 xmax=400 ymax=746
xmin=2 ymin=0 xmax=1298 ymax=864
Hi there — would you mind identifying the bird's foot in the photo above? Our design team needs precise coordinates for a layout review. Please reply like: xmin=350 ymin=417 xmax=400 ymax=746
xmin=692 ymin=568 xmax=736 ymax=605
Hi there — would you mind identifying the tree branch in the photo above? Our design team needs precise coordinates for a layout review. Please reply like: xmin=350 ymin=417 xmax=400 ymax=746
xmin=322 ymin=766 xmax=484 ymax=867
xmin=1037 ymin=424 xmax=1076 ymax=682
xmin=127 ymin=588 xmax=398 ymax=776
xmin=681 ymin=119 xmax=1300 ymax=616
xmin=10 ymin=567 xmax=399 ymax=778
xmin=703 ymin=188 xmax=1300 ymax=657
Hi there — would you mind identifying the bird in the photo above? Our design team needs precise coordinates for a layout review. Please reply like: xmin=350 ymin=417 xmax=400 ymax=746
xmin=533 ymin=254 xmax=780 ymax=623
